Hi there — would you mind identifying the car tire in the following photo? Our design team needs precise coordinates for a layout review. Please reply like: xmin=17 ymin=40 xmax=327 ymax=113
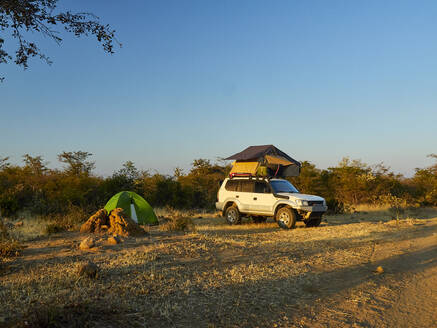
xmin=253 ymin=216 xmax=267 ymax=224
xmin=305 ymin=218 xmax=322 ymax=227
xmin=276 ymin=207 xmax=297 ymax=229
xmin=225 ymin=205 xmax=241 ymax=225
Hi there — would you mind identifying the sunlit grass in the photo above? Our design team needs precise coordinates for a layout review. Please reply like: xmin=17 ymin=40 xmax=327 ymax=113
xmin=1 ymin=206 xmax=436 ymax=327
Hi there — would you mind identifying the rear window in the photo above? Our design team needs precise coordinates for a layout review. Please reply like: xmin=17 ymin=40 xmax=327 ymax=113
xmin=225 ymin=180 xmax=239 ymax=191
xmin=240 ymin=181 xmax=254 ymax=193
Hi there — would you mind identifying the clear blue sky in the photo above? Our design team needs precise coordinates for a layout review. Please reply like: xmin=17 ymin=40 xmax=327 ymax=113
xmin=1 ymin=0 xmax=436 ymax=176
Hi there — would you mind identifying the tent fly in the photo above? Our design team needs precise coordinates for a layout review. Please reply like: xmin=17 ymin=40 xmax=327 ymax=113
xmin=225 ymin=145 xmax=301 ymax=178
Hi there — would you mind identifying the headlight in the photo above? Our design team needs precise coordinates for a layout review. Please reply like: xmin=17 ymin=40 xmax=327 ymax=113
xmin=297 ymin=200 xmax=308 ymax=206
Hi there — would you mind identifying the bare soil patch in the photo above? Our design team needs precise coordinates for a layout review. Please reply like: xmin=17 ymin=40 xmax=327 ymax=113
xmin=1 ymin=208 xmax=437 ymax=327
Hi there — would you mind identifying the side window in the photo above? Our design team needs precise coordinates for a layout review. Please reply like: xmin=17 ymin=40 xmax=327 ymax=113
xmin=255 ymin=182 xmax=270 ymax=193
xmin=240 ymin=181 xmax=254 ymax=193
xmin=225 ymin=180 xmax=239 ymax=191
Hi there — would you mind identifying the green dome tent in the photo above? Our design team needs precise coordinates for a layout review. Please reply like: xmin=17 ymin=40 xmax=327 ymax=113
xmin=104 ymin=191 xmax=158 ymax=225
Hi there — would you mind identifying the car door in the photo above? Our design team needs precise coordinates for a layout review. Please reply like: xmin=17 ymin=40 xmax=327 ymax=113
xmin=222 ymin=179 xmax=239 ymax=202
xmin=236 ymin=180 xmax=255 ymax=213
xmin=252 ymin=181 xmax=276 ymax=214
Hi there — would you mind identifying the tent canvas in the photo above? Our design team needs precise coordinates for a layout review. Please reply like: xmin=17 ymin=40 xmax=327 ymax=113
xmin=130 ymin=203 xmax=138 ymax=223
xmin=265 ymin=154 xmax=293 ymax=166
xmin=229 ymin=161 xmax=259 ymax=175
xmin=225 ymin=145 xmax=301 ymax=177
xmin=225 ymin=145 xmax=300 ymax=166
xmin=104 ymin=191 xmax=158 ymax=225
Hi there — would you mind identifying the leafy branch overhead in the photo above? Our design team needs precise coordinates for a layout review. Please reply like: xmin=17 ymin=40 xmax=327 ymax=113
xmin=0 ymin=0 xmax=120 ymax=79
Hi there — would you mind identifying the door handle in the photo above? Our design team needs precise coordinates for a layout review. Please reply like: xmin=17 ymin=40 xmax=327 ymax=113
xmin=253 ymin=197 xmax=257 ymax=200
xmin=236 ymin=195 xmax=239 ymax=198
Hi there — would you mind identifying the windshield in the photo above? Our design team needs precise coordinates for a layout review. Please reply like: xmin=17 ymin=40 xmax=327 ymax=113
xmin=270 ymin=180 xmax=299 ymax=193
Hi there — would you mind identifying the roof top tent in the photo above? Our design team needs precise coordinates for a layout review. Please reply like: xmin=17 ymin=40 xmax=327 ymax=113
xmin=225 ymin=145 xmax=301 ymax=178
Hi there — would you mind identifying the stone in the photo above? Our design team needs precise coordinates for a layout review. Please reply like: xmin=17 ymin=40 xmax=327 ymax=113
xmin=78 ymin=262 xmax=99 ymax=278
xmin=79 ymin=237 xmax=95 ymax=250
xmin=375 ymin=266 xmax=384 ymax=274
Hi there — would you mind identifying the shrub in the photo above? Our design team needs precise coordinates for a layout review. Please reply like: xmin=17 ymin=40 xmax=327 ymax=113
xmin=45 ymin=223 xmax=65 ymax=235
xmin=43 ymin=205 xmax=89 ymax=234
xmin=326 ymin=199 xmax=345 ymax=214
xmin=0 ymin=219 xmax=9 ymax=239
xmin=0 ymin=239 xmax=23 ymax=257
xmin=160 ymin=216 xmax=195 ymax=232
xmin=0 ymin=219 xmax=23 ymax=257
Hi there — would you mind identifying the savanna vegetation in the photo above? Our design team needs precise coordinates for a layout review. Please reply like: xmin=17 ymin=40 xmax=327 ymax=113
xmin=1 ymin=152 xmax=436 ymax=327
xmin=0 ymin=152 xmax=436 ymax=221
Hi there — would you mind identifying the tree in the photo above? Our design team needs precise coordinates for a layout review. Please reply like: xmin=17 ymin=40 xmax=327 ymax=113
xmin=0 ymin=0 xmax=119 ymax=81
xmin=173 ymin=167 xmax=184 ymax=178
xmin=105 ymin=161 xmax=140 ymax=193
xmin=411 ymin=154 xmax=437 ymax=205
xmin=57 ymin=151 xmax=95 ymax=176
xmin=0 ymin=156 xmax=9 ymax=170
xmin=328 ymin=157 xmax=372 ymax=205
xmin=115 ymin=161 xmax=139 ymax=181
xmin=289 ymin=161 xmax=326 ymax=196
xmin=23 ymin=154 xmax=47 ymax=175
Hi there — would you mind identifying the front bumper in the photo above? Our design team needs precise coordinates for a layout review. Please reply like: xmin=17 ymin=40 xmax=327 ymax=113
xmin=295 ymin=205 xmax=328 ymax=213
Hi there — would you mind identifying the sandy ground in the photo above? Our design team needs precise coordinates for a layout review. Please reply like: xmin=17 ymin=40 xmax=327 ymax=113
xmin=1 ymin=209 xmax=437 ymax=327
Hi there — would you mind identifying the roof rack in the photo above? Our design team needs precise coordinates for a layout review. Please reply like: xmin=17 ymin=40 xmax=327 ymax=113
xmin=229 ymin=173 xmax=275 ymax=181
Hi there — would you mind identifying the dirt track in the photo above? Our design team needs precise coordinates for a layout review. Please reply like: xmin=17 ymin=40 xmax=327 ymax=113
xmin=296 ymin=220 xmax=437 ymax=328
xmin=1 ymin=211 xmax=437 ymax=327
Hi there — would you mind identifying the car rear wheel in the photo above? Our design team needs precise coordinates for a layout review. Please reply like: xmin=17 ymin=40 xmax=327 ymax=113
xmin=276 ymin=207 xmax=297 ymax=229
xmin=225 ymin=205 xmax=241 ymax=225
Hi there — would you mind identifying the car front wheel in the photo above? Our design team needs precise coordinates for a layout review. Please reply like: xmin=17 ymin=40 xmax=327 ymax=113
xmin=276 ymin=207 xmax=297 ymax=229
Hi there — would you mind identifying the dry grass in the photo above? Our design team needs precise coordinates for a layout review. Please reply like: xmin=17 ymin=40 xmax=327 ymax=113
xmin=1 ymin=207 xmax=436 ymax=327
xmin=154 ymin=207 xmax=222 ymax=219
xmin=159 ymin=216 xmax=196 ymax=232
xmin=0 ymin=239 xmax=23 ymax=257
xmin=3 ymin=217 xmax=48 ymax=241
xmin=0 ymin=220 xmax=23 ymax=257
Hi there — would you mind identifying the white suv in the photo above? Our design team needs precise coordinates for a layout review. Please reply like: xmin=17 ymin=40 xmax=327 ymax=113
xmin=216 ymin=177 xmax=327 ymax=229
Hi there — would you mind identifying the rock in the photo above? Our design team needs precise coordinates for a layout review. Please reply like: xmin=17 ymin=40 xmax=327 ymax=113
xmin=78 ymin=262 xmax=99 ymax=278
xmin=79 ymin=237 xmax=95 ymax=250
xmin=375 ymin=266 xmax=384 ymax=274
xmin=107 ymin=235 xmax=121 ymax=245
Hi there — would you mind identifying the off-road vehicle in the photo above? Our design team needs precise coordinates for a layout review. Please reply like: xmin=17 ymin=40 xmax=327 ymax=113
xmin=216 ymin=177 xmax=327 ymax=229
